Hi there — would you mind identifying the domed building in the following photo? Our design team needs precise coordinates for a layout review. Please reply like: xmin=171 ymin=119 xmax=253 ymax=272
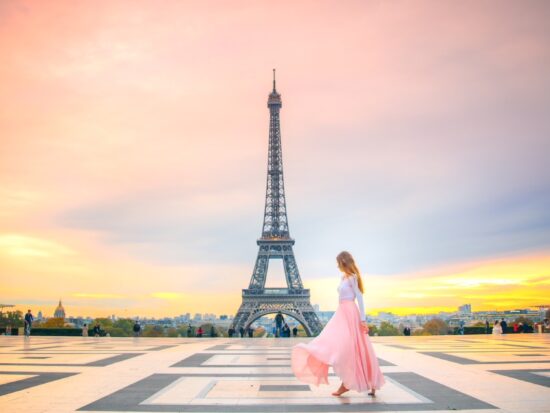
xmin=54 ymin=299 xmax=66 ymax=319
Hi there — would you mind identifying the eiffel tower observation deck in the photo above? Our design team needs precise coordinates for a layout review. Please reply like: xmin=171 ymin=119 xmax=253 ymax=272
xmin=231 ymin=70 xmax=323 ymax=336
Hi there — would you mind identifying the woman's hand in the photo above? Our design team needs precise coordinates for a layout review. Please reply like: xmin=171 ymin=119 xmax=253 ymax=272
xmin=360 ymin=321 xmax=369 ymax=334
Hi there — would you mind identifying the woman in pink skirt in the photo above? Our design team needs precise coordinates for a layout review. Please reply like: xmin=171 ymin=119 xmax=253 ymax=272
xmin=291 ymin=251 xmax=385 ymax=396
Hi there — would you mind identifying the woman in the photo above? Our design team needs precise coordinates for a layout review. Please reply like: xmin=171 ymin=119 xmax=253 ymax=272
xmin=492 ymin=320 xmax=502 ymax=335
xmin=291 ymin=251 xmax=385 ymax=397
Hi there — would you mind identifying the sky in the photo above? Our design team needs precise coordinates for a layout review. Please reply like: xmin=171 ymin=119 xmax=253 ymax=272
xmin=1 ymin=0 xmax=549 ymax=319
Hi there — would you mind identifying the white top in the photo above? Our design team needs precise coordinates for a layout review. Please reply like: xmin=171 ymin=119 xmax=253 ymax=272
xmin=337 ymin=274 xmax=366 ymax=322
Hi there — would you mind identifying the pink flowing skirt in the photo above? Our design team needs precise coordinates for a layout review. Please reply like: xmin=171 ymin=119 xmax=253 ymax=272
xmin=291 ymin=300 xmax=385 ymax=392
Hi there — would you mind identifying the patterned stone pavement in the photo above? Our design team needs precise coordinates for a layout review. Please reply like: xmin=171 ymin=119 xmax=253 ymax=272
xmin=0 ymin=334 xmax=548 ymax=412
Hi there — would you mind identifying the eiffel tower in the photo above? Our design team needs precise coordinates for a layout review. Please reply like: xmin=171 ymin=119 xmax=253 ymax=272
xmin=231 ymin=70 xmax=323 ymax=337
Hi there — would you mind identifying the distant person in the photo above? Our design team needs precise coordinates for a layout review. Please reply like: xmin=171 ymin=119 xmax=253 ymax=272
xmin=6 ymin=325 xmax=12 ymax=336
xmin=197 ymin=327 xmax=204 ymax=337
xmin=247 ymin=326 xmax=254 ymax=338
xmin=492 ymin=320 xmax=502 ymax=335
xmin=403 ymin=326 xmax=411 ymax=336
xmin=275 ymin=311 xmax=285 ymax=337
xmin=513 ymin=323 xmax=519 ymax=333
xmin=82 ymin=324 xmax=88 ymax=337
xmin=282 ymin=323 xmax=290 ymax=337
xmin=239 ymin=326 xmax=245 ymax=337
xmin=24 ymin=309 xmax=34 ymax=337
xmin=133 ymin=321 xmax=141 ymax=337
xmin=291 ymin=251 xmax=384 ymax=397
xmin=458 ymin=320 xmax=465 ymax=335
xmin=93 ymin=323 xmax=101 ymax=337
xmin=210 ymin=326 xmax=216 ymax=337
xmin=187 ymin=325 xmax=192 ymax=337
xmin=485 ymin=320 xmax=490 ymax=334
xmin=228 ymin=327 xmax=234 ymax=337
xmin=500 ymin=319 xmax=507 ymax=334
xmin=292 ymin=326 xmax=298 ymax=337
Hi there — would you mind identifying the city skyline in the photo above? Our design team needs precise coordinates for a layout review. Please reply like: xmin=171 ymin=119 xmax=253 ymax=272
xmin=1 ymin=1 xmax=549 ymax=318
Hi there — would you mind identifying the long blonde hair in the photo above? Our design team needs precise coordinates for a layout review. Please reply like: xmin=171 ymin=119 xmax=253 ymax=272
xmin=336 ymin=251 xmax=364 ymax=293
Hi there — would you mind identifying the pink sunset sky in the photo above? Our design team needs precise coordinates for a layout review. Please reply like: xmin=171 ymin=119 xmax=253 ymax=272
xmin=1 ymin=1 xmax=549 ymax=318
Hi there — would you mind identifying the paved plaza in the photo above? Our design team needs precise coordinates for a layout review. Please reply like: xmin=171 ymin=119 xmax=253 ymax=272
xmin=0 ymin=334 xmax=548 ymax=413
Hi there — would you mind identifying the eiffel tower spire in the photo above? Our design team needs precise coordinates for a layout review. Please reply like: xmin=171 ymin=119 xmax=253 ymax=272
xmin=262 ymin=68 xmax=289 ymax=239
xmin=230 ymin=71 xmax=323 ymax=337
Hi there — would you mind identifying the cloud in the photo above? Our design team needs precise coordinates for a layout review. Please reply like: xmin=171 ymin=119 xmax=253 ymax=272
xmin=0 ymin=1 xmax=549 ymax=316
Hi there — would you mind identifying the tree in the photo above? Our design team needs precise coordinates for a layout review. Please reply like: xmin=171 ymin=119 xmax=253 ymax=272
xmin=41 ymin=317 xmax=65 ymax=328
xmin=0 ymin=310 xmax=23 ymax=328
xmin=93 ymin=318 xmax=114 ymax=330
xmin=422 ymin=318 xmax=449 ymax=335
xmin=142 ymin=325 xmax=164 ymax=337
xmin=166 ymin=327 xmax=178 ymax=337
xmin=367 ymin=324 xmax=378 ymax=336
xmin=112 ymin=319 xmax=134 ymax=336
xmin=378 ymin=322 xmax=400 ymax=336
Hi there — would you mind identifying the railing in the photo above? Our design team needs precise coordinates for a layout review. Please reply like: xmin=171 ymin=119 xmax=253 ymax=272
xmin=243 ymin=288 xmax=310 ymax=297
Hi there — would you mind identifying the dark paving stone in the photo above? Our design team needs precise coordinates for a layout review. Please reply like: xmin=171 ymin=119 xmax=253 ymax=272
xmin=77 ymin=372 xmax=496 ymax=412
xmin=0 ymin=353 xmax=143 ymax=367
xmin=490 ymin=369 xmax=550 ymax=388
xmin=171 ymin=352 xmax=395 ymax=368
xmin=86 ymin=353 xmax=144 ymax=366
xmin=421 ymin=351 xmax=550 ymax=365
xmin=0 ymin=371 xmax=78 ymax=397
xmin=206 ymin=344 xmax=230 ymax=351
xmin=514 ymin=353 xmax=546 ymax=357
xmin=21 ymin=356 xmax=51 ymax=359
xmin=148 ymin=345 xmax=179 ymax=351
xmin=259 ymin=384 xmax=310 ymax=391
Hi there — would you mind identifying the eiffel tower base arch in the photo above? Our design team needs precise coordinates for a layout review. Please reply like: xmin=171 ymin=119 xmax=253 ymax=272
xmin=231 ymin=289 xmax=323 ymax=336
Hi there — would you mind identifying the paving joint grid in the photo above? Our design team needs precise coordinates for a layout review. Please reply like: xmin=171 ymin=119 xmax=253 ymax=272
xmin=76 ymin=372 xmax=496 ymax=412
xmin=420 ymin=351 xmax=550 ymax=365
xmin=171 ymin=352 xmax=395 ymax=367
xmin=0 ymin=371 xmax=78 ymax=397
xmin=489 ymin=369 xmax=550 ymax=388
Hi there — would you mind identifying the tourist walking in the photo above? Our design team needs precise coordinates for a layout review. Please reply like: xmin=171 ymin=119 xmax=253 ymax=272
xmin=291 ymin=251 xmax=385 ymax=397
xmin=492 ymin=320 xmax=502 ymax=335
xmin=485 ymin=319 xmax=490 ymax=334
xmin=133 ymin=321 xmax=141 ymax=337
xmin=275 ymin=311 xmax=285 ymax=337
xmin=24 ymin=309 xmax=34 ymax=337
xmin=82 ymin=324 xmax=88 ymax=337
xmin=292 ymin=326 xmax=298 ymax=337
xmin=500 ymin=319 xmax=507 ymax=334
xmin=92 ymin=323 xmax=102 ymax=337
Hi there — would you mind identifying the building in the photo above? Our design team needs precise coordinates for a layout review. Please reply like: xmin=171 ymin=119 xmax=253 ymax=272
xmin=459 ymin=304 xmax=472 ymax=314
xmin=53 ymin=299 xmax=66 ymax=319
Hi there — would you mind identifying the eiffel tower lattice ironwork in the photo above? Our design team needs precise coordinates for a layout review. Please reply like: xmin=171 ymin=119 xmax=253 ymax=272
xmin=231 ymin=70 xmax=323 ymax=336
